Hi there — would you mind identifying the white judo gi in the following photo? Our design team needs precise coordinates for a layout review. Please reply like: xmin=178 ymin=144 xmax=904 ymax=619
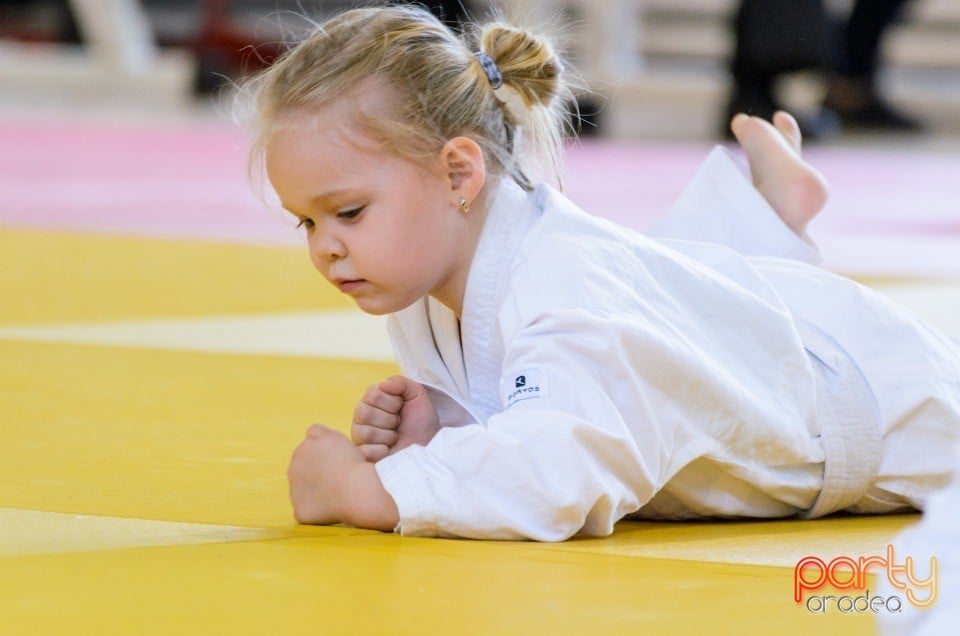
xmin=374 ymin=148 xmax=960 ymax=541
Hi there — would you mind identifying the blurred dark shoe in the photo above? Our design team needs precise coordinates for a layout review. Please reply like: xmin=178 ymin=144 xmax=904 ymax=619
xmin=823 ymin=76 xmax=925 ymax=132
xmin=825 ymin=98 xmax=925 ymax=132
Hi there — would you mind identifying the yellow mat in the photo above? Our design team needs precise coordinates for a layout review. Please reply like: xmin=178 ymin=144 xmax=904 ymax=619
xmin=3 ymin=228 xmax=948 ymax=634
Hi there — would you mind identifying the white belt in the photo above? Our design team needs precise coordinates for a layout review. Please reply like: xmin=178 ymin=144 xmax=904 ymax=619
xmin=796 ymin=320 xmax=883 ymax=519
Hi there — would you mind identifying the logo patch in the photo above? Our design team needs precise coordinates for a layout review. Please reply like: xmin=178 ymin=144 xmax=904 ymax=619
xmin=504 ymin=369 xmax=548 ymax=407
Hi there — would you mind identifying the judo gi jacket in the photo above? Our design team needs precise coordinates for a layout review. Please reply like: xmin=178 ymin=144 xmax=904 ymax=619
xmin=375 ymin=149 xmax=960 ymax=541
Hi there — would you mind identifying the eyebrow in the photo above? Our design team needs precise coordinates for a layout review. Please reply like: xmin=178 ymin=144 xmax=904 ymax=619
xmin=310 ymin=189 xmax=356 ymax=204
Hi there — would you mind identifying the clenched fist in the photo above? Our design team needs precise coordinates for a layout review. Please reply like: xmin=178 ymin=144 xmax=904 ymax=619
xmin=350 ymin=376 xmax=440 ymax=461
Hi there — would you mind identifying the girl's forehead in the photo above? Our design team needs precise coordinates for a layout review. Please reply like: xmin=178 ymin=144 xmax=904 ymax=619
xmin=267 ymin=113 xmax=368 ymax=165
xmin=270 ymin=83 xmax=395 ymax=153
xmin=275 ymin=101 xmax=353 ymax=139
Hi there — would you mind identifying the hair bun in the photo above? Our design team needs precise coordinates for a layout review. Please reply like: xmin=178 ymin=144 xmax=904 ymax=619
xmin=479 ymin=24 xmax=563 ymax=109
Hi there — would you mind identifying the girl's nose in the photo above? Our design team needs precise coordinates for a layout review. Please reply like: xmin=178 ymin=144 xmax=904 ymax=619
xmin=309 ymin=230 xmax=347 ymax=263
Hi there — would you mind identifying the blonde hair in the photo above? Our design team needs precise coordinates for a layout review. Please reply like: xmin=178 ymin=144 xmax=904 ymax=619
xmin=238 ymin=5 xmax=575 ymax=191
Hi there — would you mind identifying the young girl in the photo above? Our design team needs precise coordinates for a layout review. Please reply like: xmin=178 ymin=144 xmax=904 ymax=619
xmin=244 ymin=6 xmax=960 ymax=540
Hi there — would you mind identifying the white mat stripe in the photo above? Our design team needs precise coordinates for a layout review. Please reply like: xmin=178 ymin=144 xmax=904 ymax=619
xmin=0 ymin=508 xmax=289 ymax=557
xmin=0 ymin=310 xmax=395 ymax=362
xmin=0 ymin=284 xmax=954 ymax=361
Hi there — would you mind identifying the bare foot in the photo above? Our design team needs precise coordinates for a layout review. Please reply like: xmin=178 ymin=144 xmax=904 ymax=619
xmin=729 ymin=111 xmax=829 ymax=235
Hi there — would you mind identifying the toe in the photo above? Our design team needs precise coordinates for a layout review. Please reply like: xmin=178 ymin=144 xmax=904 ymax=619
xmin=728 ymin=112 xmax=751 ymax=140
xmin=731 ymin=113 xmax=796 ymax=164
xmin=772 ymin=110 xmax=803 ymax=154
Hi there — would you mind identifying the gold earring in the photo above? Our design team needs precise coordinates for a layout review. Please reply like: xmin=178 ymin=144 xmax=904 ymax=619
xmin=457 ymin=197 xmax=470 ymax=213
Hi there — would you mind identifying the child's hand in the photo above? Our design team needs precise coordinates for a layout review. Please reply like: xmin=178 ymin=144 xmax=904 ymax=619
xmin=351 ymin=376 xmax=440 ymax=461
xmin=287 ymin=424 xmax=398 ymax=529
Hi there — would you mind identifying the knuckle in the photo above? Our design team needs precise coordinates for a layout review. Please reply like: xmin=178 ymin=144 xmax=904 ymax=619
xmin=349 ymin=422 xmax=364 ymax=444
xmin=360 ymin=444 xmax=387 ymax=462
xmin=292 ymin=503 xmax=316 ymax=524
xmin=351 ymin=424 xmax=372 ymax=444
xmin=383 ymin=394 xmax=403 ymax=413
xmin=353 ymin=402 xmax=372 ymax=423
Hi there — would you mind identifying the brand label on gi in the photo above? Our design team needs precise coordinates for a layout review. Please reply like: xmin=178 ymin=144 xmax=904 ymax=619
xmin=504 ymin=368 xmax=548 ymax=407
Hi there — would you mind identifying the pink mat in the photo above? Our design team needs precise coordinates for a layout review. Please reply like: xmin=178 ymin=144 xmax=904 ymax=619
xmin=2 ymin=119 xmax=958 ymax=276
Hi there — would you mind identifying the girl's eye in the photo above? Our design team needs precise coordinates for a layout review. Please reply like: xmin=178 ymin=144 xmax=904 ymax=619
xmin=337 ymin=206 xmax=364 ymax=220
xmin=295 ymin=217 xmax=314 ymax=230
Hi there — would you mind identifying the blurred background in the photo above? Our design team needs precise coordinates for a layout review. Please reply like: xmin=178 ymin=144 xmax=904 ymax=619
xmin=0 ymin=0 xmax=958 ymax=142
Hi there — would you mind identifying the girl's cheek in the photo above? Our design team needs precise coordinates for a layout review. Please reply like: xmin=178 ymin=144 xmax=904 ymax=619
xmin=307 ymin=250 xmax=326 ymax=275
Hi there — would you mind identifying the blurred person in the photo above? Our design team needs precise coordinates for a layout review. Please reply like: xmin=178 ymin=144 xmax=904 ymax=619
xmin=0 ymin=0 xmax=79 ymax=43
xmin=724 ymin=0 xmax=924 ymax=139
xmin=823 ymin=0 xmax=924 ymax=131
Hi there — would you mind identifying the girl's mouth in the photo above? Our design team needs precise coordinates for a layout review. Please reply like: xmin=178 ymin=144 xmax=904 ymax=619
xmin=336 ymin=279 xmax=366 ymax=294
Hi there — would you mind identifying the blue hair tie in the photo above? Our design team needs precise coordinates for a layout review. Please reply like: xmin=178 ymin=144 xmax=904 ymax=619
xmin=474 ymin=51 xmax=503 ymax=90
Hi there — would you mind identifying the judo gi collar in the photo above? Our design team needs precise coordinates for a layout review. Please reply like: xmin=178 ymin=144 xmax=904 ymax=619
xmin=459 ymin=178 xmax=544 ymax=415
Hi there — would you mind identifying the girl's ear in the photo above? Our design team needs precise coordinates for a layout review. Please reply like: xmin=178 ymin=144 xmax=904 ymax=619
xmin=438 ymin=136 xmax=486 ymax=200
